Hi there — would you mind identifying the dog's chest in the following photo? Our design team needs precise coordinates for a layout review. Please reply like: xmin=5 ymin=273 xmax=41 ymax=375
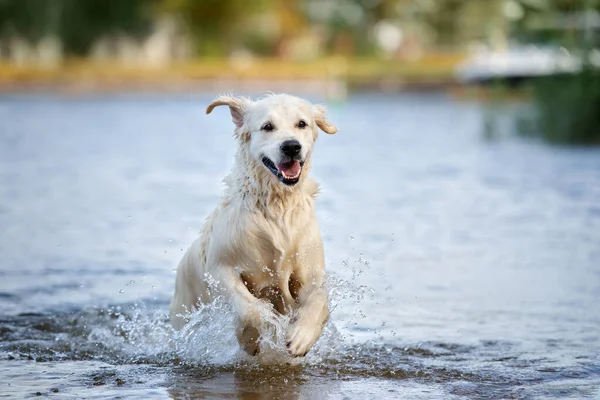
xmin=240 ymin=212 xmax=308 ymax=288
xmin=259 ymin=220 xmax=300 ymax=270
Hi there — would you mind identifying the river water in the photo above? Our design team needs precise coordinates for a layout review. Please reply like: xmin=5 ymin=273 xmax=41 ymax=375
xmin=0 ymin=93 xmax=599 ymax=399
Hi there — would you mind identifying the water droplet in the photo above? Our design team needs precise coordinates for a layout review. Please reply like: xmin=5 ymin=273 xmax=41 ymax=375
xmin=119 ymin=289 xmax=124 ymax=294
xmin=79 ymin=284 xmax=84 ymax=288
xmin=349 ymin=236 xmax=354 ymax=240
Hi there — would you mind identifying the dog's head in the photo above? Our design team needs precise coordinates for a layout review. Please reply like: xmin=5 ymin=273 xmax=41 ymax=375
xmin=206 ymin=93 xmax=337 ymax=187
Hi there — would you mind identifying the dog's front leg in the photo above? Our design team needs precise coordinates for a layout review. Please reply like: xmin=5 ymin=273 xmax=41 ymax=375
xmin=286 ymin=276 xmax=330 ymax=357
xmin=214 ymin=265 xmax=269 ymax=356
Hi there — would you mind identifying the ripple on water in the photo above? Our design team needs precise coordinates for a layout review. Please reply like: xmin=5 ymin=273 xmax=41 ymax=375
xmin=1 ymin=297 xmax=599 ymax=399
xmin=1 ymin=94 xmax=600 ymax=398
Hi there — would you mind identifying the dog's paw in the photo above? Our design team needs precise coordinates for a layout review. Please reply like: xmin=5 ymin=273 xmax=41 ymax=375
xmin=240 ymin=298 xmax=271 ymax=326
xmin=236 ymin=299 xmax=274 ymax=356
xmin=286 ymin=320 xmax=322 ymax=357
xmin=239 ymin=324 xmax=260 ymax=356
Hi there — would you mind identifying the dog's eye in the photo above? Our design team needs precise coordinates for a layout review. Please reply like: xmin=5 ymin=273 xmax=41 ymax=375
xmin=262 ymin=123 xmax=274 ymax=132
xmin=298 ymin=120 xmax=307 ymax=129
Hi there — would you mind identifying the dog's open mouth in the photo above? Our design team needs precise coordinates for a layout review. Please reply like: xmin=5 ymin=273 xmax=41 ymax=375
xmin=262 ymin=157 xmax=304 ymax=186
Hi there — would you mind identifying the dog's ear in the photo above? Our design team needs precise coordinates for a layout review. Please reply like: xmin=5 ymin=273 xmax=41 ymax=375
xmin=206 ymin=95 xmax=250 ymax=129
xmin=313 ymin=104 xmax=338 ymax=134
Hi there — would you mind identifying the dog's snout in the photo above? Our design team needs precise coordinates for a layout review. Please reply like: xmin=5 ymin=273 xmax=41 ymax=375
xmin=280 ymin=140 xmax=302 ymax=157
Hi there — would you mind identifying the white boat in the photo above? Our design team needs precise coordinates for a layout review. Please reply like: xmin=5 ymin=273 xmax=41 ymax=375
xmin=454 ymin=44 xmax=600 ymax=84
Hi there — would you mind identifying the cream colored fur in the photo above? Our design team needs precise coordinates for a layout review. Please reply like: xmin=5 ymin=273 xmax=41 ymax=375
xmin=169 ymin=93 xmax=338 ymax=357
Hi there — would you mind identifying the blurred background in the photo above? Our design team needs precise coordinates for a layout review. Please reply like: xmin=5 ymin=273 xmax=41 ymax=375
xmin=0 ymin=3 xmax=592 ymax=89
xmin=1 ymin=0 xmax=599 ymax=143
xmin=1 ymin=1 xmax=600 ymax=399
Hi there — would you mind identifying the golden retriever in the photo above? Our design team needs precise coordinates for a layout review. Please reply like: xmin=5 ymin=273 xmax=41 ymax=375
xmin=169 ymin=93 xmax=338 ymax=357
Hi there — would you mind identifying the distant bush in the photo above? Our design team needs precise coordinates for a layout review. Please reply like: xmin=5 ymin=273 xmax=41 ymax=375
xmin=520 ymin=67 xmax=600 ymax=145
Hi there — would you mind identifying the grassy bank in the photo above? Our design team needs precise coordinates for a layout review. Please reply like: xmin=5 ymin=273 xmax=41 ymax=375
xmin=0 ymin=55 xmax=463 ymax=93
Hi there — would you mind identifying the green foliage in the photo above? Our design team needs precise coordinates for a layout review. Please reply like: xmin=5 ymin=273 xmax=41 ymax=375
xmin=156 ymin=0 xmax=271 ymax=56
xmin=525 ymin=68 xmax=600 ymax=145
xmin=0 ymin=0 xmax=153 ymax=55
xmin=240 ymin=32 xmax=277 ymax=57
xmin=512 ymin=0 xmax=600 ymax=47
xmin=509 ymin=0 xmax=600 ymax=145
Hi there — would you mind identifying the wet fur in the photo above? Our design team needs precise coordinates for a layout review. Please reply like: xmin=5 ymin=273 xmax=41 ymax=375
xmin=169 ymin=93 xmax=337 ymax=357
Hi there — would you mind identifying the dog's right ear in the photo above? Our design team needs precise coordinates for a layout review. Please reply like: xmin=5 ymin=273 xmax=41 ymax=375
xmin=206 ymin=95 xmax=250 ymax=130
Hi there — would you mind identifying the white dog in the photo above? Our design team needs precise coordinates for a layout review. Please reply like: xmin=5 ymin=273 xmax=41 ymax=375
xmin=169 ymin=93 xmax=338 ymax=357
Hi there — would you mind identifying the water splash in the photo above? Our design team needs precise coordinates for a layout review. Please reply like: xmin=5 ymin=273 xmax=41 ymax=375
xmin=83 ymin=257 xmax=376 ymax=367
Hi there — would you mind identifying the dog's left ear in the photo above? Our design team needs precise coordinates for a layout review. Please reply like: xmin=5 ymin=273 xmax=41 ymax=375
xmin=313 ymin=105 xmax=338 ymax=134
xmin=206 ymin=95 xmax=250 ymax=130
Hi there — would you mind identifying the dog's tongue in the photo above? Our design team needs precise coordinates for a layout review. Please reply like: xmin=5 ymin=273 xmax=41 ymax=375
xmin=276 ymin=160 xmax=301 ymax=177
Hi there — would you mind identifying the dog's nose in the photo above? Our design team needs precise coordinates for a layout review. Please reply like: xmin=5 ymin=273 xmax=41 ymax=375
xmin=280 ymin=140 xmax=302 ymax=157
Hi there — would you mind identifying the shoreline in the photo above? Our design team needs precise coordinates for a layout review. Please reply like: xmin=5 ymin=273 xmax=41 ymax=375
xmin=0 ymin=78 xmax=459 ymax=96
xmin=0 ymin=80 xmax=529 ymax=103
xmin=0 ymin=56 xmax=463 ymax=96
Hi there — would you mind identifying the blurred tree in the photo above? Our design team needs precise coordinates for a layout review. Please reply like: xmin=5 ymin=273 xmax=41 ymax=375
xmin=407 ymin=0 xmax=501 ymax=49
xmin=271 ymin=0 xmax=308 ymax=57
xmin=155 ymin=0 xmax=272 ymax=56
xmin=513 ymin=0 xmax=600 ymax=47
xmin=420 ymin=0 xmax=464 ymax=48
xmin=516 ymin=0 xmax=600 ymax=145
xmin=303 ymin=0 xmax=388 ymax=57
xmin=0 ymin=0 xmax=153 ymax=55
